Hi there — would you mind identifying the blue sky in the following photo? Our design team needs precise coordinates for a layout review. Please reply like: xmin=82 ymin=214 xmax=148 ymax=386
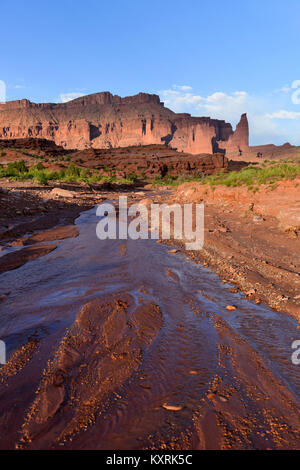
xmin=1 ymin=0 xmax=300 ymax=145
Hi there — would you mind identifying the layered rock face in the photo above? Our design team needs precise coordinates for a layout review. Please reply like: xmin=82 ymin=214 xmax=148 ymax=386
xmin=0 ymin=92 xmax=249 ymax=154
xmin=0 ymin=139 xmax=228 ymax=178
xmin=73 ymin=145 xmax=229 ymax=178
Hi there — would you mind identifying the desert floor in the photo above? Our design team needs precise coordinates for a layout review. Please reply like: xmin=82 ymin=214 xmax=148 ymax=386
xmin=0 ymin=181 xmax=299 ymax=450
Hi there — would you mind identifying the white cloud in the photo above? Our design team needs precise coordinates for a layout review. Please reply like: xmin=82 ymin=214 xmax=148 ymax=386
xmin=159 ymin=85 xmax=251 ymax=123
xmin=267 ymin=110 xmax=300 ymax=120
xmin=160 ymin=88 xmax=202 ymax=110
xmin=274 ymin=80 xmax=300 ymax=105
xmin=160 ymin=86 xmax=259 ymax=136
xmin=248 ymin=114 xmax=290 ymax=144
xmin=158 ymin=84 xmax=300 ymax=145
xmin=275 ymin=85 xmax=292 ymax=94
xmin=60 ymin=92 xmax=84 ymax=103
xmin=198 ymin=91 xmax=250 ymax=122
xmin=172 ymin=85 xmax=193 ymax=91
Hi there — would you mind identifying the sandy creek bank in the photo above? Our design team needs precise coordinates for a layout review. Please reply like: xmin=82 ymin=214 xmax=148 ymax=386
xmin=0 ymin=184 xmax=299 ymax=449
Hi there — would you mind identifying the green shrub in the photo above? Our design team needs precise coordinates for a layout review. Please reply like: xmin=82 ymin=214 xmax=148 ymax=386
xmin=35 ymin=162 xmax=45 ymax=171
xmin=63 ymin=162 xmax=81 ymax=181
xmin=200 ymin=161 xmax=300 ymax=188
xmin=127 ymin=172 xmax=138 ymax=183
xmin=3 ymin=160 xmax=29 ymax=177
xmin=34 ymin=172 xmax=49 ymax=185
xmin=149 ymin=161 xmax=300 ymax=189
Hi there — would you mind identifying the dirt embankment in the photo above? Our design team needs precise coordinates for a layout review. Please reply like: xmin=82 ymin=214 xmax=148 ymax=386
xmin=0 ymin=183 xmax=93 ymax=239
xmin=0 ymin=183 xmax=100 ymax=275
xmin=167 ymin=179 xmax=300 ymax=319
xmin=0 ymin=138 xmax=228 ymax=179
xmin=176 ymin=178 xmax=300 ymax=230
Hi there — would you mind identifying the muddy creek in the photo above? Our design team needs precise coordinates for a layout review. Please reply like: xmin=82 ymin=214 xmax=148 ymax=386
xmin=0 ymin=206 xmax=299 ymax=450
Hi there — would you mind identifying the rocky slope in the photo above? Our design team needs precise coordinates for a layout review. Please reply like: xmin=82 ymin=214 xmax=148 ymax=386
xmin=0 ymin=139 xmax=228 ymax=179
xmin=0 ymin=92 xmax=249 ymax=154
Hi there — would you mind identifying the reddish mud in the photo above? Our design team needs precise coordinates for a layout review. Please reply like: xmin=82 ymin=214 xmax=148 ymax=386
xmin=23 ymin=225 xmax=79 ymax=245
xmin=19 ymin=295 xmax=163 ymax=448
xmin=0 ymin=183 xmax=102 ymax=274
xmin=0 ymin=180 xmax=105 ymax=235
xmin=0 ymin=244 xmax=57 ymax=275
xmin=170 ymin=180 xmax=300 ymax=319
xmin=0 ymin=189 xmax=299 ymax=450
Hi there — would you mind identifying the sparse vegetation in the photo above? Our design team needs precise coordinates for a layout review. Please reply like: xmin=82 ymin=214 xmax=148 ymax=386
xmin=1 ymin=155 xmax=299 ymax=190
xmin=126 ymin=171 xmax=138 ymax=183
xmin=0 ymin=160 xmax=137 ymax=185
xmin=202 ymin=161 xmax=300 ymax=189
xmin=151 ymin=161 xmax=300 ymax=189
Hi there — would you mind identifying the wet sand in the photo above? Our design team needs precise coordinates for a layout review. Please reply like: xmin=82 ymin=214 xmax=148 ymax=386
xmin=0 ymin=187 xmax=299 ymax=449
xmin=166 ymin=185 xmax=300 ymax=320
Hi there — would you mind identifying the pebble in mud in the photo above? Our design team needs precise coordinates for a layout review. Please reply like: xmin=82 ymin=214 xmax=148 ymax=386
xmin=246 ymin=289 xmax=256 ymax=296
xmin=226 ymin=305 xmax=237 ymax=311
xmin=207 ymin=393 xmax=215 ymax=400
xmin=162 ymin=404 xmax=183 ymax=412
xmin=229 ymin=287 xmax=238 ymax=293
xmin=219 ymin=396 xmax=228 ymax=403
xmin=139 ymin=383 xmax=152 ymax=389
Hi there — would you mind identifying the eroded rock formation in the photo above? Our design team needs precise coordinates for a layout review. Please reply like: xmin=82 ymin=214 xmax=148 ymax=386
xmin=73 ymin=145 xmax=229 ymax=178
xmin=0 ymin=139 xmax=228 ymax=178
xmin=0 ymin=92 xmax=249 ymax=154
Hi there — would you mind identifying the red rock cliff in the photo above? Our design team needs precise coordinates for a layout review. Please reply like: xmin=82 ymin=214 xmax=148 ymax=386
xmin=219 ymin=113 xmax=249 ymax=153
xmin=0 ymin=92 xmax=249 ymax=154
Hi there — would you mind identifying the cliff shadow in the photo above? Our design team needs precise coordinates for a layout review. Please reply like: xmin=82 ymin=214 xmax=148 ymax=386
xmin=211 ymin=137 xmax=226 ymax=155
